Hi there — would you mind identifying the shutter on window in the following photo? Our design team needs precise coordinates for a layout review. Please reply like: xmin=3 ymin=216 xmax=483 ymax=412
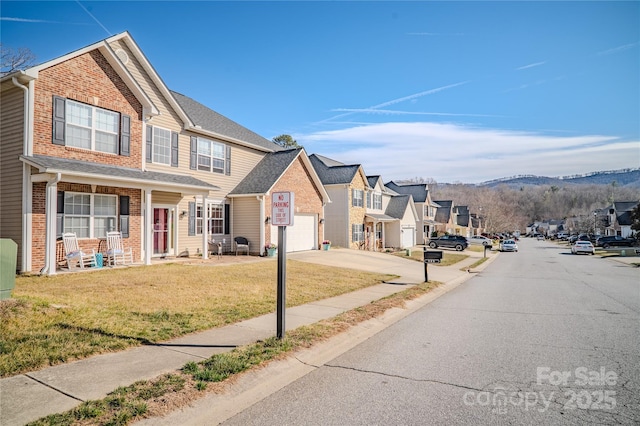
xmin=224 ymin=203 xmax=230 ymax=235
xmin=188 ymin=201 xmax=196 ymax=236
xmin=146 ymin=125 xmax=153 ymax=162
xmin=171 ymin=132 xmax=179 ymax=167
xmin=120 ymin=114 xmax=131 ymax=156
xmin=190 ymin=136 xmax=197 ymax=170
xmin=225 ymin=145 xmax=231 ymax=175
xmin=119 ymin=196 xmax=130 ymax=238
xmin=56 ymin=191 xmax=65 ymax=236
xmin=52 ymin=96 xmax=65 ymax=145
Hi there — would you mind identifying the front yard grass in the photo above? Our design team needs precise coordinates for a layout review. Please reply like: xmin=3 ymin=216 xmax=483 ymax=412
xmin=1 ymin=261 xmax=394 ymax=378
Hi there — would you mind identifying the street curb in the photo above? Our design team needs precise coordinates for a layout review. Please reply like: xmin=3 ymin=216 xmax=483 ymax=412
xmin=140 ymin=252 xmax=500 ymax=425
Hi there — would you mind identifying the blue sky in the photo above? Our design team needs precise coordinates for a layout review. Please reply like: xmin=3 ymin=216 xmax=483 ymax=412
xmin=2 ymin=1 xmax=639 ymax=183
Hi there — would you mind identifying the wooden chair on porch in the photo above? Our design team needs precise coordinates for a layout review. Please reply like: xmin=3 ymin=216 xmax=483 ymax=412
xmin=62 ymin=232 xmax=96 ymax=270
xmin=106 ymin=231 xmax=133 ymax=266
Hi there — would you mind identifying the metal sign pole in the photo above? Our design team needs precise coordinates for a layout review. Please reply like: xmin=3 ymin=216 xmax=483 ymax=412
xmin=277 ymin=225 xmax=287 ymax=339
xmin=424 ymin=248 xmax=429 ymax=282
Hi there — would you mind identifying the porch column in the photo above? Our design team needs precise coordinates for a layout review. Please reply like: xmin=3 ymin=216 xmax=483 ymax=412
xmin=144 ymin=189 xmax=152 ymax=265
xmin=43 ymin=173 xmax=61 ymax=275
xmin=202 ymin=193 xmax=209 ymax=260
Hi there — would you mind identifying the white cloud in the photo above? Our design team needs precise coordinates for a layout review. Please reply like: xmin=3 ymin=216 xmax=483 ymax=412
xmin=298 ymin=122 xmax=639 ymax=183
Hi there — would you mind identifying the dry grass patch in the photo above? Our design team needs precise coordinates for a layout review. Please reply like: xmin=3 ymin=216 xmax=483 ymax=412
xmin=2 ymin=260 xmax=394 ymax=377
xmin=29 ymin=280 xmax=441 ymax=426
xmin=394 ymin=249 xmax=468 ymax=266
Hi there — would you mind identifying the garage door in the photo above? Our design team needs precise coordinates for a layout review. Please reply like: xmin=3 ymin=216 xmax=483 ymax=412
xmin=271 ymin=214 xmax=317 ymax=252
xmin=401 ymin=227 xmax=415 ymax=248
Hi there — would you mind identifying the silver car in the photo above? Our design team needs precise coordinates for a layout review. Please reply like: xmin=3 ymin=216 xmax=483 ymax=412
xmin=467 ymin=235 xmax=493 ymax=246
xmin=571 ymin=241 xmax=595 ymax=255
xmin=499 ymin=239 xmax=518 ymax=252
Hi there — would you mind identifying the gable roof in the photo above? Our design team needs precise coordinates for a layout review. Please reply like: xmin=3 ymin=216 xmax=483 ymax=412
xmin=309 ymin=154 xmax=368 ymax=187
xmin=21 ymin=154 xmax=218 ymax=193
xmin=384 ymin=181 xmax=428 ymax=203
xmin=433 ymin=200 xmax=453 ymax=223
xmin=228 ymin=148 xmax=329 ymax=202
xmin=612 ymin=201 xmax=639 ymax=212
xmin=385 ymin=195 xmax=411 ymax=219
xmin=171 ymin=90 xmax=281 ymax=153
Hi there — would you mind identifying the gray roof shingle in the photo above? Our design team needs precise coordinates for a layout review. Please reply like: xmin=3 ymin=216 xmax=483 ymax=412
xmin=170 ymin=90 xmax=282 ymax=152
xmin=384 ymin=181 xmax=428 ymax=203
xmin=434 ymin=200 xmax=453 ymax=223
xmin=22 ymin=155 xmax=219 ymax=191
xmin=385 ymin=195 xmax=411 ymax=219
xmin=309 ymin=154 xmax=360 ymax=185
xmin=229 ymin=149 xmax=302 ymax=195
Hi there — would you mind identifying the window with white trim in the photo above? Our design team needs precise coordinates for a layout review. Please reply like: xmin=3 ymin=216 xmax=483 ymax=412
xmin=373 ymin=193 xmax=382 ymax=210
xmin=65 ymin=100 xmax=119 ymax=154
xmin=352 ymin=189 xmax=364 ymax=207
xmin=194 ymin=202 xmax=225 ymax=235
xmin=352 ymin=223 xmax=364 ymax=242
xmin=60 ymin=193 xmax=117 ymax=238
xmin=152 ymin=127 xmax=172 ymax=165
xmin=197 ymin=137 xmax=225 ymax=173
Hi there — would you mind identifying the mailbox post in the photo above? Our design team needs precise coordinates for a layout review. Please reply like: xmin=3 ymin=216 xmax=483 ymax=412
xmin=423 ymin=248 xmax=443 ymax=282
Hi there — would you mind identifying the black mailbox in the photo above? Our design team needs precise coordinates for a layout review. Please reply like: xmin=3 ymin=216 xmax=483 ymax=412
xmin=423 ymin=250 xmax=443 ymax=263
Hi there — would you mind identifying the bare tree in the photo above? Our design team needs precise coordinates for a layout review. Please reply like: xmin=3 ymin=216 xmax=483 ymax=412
xmin=0 ymin=44 xmax=36 ymax=76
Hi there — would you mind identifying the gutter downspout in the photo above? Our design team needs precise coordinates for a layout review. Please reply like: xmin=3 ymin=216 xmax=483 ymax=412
xmin=258 ymin=195 xmax=265 ymax=255
xmin=42 ymin=173 xmax=62 ymax=275
xmin=11 ymin=76 xmax=32 ymax=273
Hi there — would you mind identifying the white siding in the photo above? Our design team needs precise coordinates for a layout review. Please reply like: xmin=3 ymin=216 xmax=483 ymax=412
xmin=232 ymin=197 xmax=261 ymax=254
xmin=323 ymin=186 xmax=349 ymax=247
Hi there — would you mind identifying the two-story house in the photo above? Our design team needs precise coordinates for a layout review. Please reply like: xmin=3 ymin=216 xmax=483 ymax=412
xmin=385 ymin=181 xmax=439 ymax=244
xmin=365 ymin=176 xmax=419 ymax=250
xmin=603 ymin=202 xmax=639 ymax=238
xmin=0 ymin=31 xmax=326 ymax=273
xmin=309 ymin=154 xmax=369 ymax=249
xmin=433 ymin=200 xmax=457 ymax=235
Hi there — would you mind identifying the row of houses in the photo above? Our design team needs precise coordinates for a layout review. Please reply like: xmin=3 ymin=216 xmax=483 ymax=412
xmin=527 ymin=201 xmax=639 ymax=238
xmin=0 ymin=32 xmax=483 ymax=275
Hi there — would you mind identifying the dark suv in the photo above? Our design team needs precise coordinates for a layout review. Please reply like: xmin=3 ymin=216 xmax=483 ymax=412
xmin=428 ymin=235 xmax=468 ymax=251
xmin=595 ymin=236 xmax=636 ymax=248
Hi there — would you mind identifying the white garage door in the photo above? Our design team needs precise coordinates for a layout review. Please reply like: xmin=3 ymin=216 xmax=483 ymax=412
xmin=271 ymin=214 xmax=317 ymax=252
xmin=401 ymin=227 xmax=415 ymax=248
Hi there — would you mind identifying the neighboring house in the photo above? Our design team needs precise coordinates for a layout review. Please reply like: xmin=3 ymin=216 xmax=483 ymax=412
xmin=365 ymin=176 xmax=419 ymax=250
xmin=227 ymin=148 xmax=330 ymax=254
xmin=384 ymin=181 xmax=439 ymax=244
xmin=603 ymin=202 xmax=639 ymax=237
xmin=309 ymin=154 xmax=369 ymax=249
xmin=0 ymin=31 xmax=310 ymax=274
xmin=470 ymin=213 xmax=484 ymax=236
xmin=454 ymin=206 xmax=471 ymax=237
xmin=433 ymin=200 xmax=457 ymax=235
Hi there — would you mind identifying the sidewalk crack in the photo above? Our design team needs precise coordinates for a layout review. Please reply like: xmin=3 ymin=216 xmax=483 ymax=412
xmin=24 ymin=374 xmax=85 ymax=402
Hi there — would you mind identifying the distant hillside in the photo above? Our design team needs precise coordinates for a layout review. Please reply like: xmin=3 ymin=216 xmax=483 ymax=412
xmin=478 ymin=168 xmax=640 ymax=188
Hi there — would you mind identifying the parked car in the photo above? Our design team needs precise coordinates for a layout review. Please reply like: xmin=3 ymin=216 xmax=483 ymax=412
xmin=499 ymin=239 xmax=518 ymax=252
xmin=571 ymin=240 xmax=595 ymax=255
xmin=536 ymin=234 xmax=545 ymax=241
xmin=595 ymin=236 xmax=636 ymax=248
xmin=467 ymin=235 xmax=493 ymax=246
xmin=428 ymin=235 xmax=468 ymax=251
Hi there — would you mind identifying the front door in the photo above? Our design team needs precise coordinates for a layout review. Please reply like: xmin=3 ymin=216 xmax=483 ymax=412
xmin=153 ymin=208 xmax=172 ymax=255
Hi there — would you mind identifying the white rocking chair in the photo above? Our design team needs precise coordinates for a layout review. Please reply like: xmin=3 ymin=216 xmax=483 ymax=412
xmin=106 ymin=231 xmax=133 ymax=266
xmin=62 ymin=232 xmax=96 ymax=270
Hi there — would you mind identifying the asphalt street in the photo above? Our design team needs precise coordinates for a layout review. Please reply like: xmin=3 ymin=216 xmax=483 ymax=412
xmin=223 ymin=238 xmax=640 ymax=425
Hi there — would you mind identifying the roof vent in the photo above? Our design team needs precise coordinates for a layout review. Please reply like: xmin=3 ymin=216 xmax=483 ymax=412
xmin=115 ymin=49 xmax=129 ymax=65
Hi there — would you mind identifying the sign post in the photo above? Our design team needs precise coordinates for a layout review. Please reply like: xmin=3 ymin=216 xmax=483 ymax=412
xmin=272 ymin=192 xmax=294 ymax=339
xmin=423 ymin=248 xmax=443 ymax=282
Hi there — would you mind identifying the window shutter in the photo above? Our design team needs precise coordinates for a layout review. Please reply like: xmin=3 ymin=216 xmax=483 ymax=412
xmin=120 ymin=114 xmax=131 ymax=156
xmin=188 ymin=201 xmax=196 ymax=236
xmin=146 ymin=125 xmax=153 ymax=162
xmin=52 ymin=96 xmax=66 ymax=145
xmin=56 ymin=191 xmax=65 ymax=236
xmin=190 ymin=136 xmax=197 ymax=170
xmin=119 ymin=195 xmax=130 ymax=238
xmin=171 ymin=132 xmax=179 ymax=167
xmin=57 ymin=191 xmax=65 ymax=214
xmin=225 ymin=145 xmax=231 ymax=175
xmin=224 ymin=203 xmax=230 ymax=235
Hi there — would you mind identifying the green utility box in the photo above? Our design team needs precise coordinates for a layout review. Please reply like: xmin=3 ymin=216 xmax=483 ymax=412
xmin=0 ymin=239 xmax=18 ymax=300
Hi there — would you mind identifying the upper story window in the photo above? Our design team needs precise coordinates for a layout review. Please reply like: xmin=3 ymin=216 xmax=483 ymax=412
xmin=146 ymin=125 xmax=178 ymax=167
xmin=53 ymin=96 xmax=130 ymax=156
xmin=197 ymin=137 xmax=225 ymax=173
xmin=352 ymin=189 xmax=364 ymax=207
xmin=373 ymin=193 xmax=382 ymax=210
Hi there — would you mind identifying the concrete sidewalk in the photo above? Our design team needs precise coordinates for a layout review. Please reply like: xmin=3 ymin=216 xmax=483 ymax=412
xmin=0 ymin=247 xmax=495 ymax=425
